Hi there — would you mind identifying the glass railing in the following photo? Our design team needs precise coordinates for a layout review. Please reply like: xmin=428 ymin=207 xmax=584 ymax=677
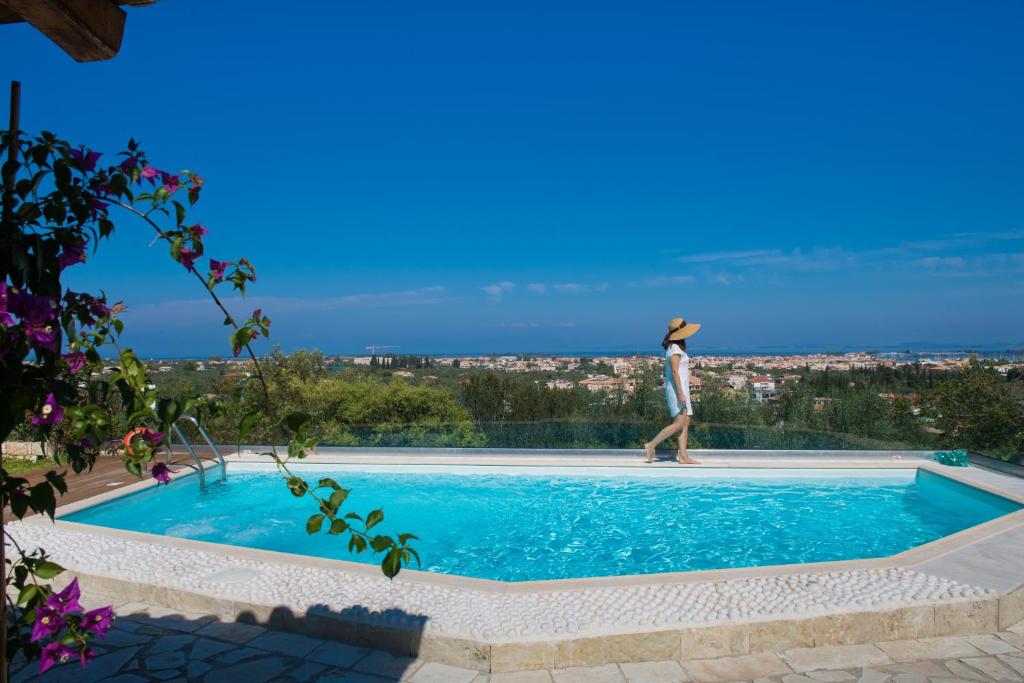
xmin=17 ymin=351 xmax=1013 ymax=465
xmin=142 ymin=351 xmax=1019 ymax=465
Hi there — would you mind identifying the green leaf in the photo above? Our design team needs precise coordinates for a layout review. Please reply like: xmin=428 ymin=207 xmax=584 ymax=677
xmin=365 ymin=508 xmax=384 ymax=531
xmin=286 ymin=476 xmax=308 ymax=497
xmin=44 ymin=470 xmax=68 ymax=496
xmin=157 ymin=398 xmax=181 ymax=426
xmin=173 ymin=200 xmax=186 ymax=226
xmin=328 ymin=519 xmax=348 ymax=535
xmin=283 ymin=411 xmax=311 ymax=435
xmin=381 ymin=547 xmax=403 ymax=579
xmin=318 ymin=478 xmax=340 ymax=490
xmin=329 ymin=489 xmax=348 ymax=510
xmin=16 ymin=584 xmax=38 ymax=606
xmin=370 ymin=535 xmax=393 ymax=553
xmin=28 ymin=482 xmax=57 ymax=520
xmin=238 ymin=412 xmax=260 ymax=441
xmin=33 ymin=561 xmax=64 ymax=580
xmin=348 ymin=535 xmax=367 ymax=554
xmin=306 ymin=513 xmax=325 ymax=534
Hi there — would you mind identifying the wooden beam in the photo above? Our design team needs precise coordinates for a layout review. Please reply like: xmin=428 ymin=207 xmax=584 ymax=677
xmin=2 ymin=0 xmax=127 ymax=62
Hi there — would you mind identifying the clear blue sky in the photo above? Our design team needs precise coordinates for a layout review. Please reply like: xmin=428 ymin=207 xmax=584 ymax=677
xmin=3 ymin=1 xmax=1023 ymax=355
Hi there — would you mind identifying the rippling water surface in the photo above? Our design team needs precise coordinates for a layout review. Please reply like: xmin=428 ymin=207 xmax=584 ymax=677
xmin=65 ymin=466 xmax=1019 ymax=581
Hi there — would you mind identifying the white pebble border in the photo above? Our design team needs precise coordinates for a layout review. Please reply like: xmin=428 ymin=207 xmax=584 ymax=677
xmin=6 ymin=521 xmax=994 ymax=642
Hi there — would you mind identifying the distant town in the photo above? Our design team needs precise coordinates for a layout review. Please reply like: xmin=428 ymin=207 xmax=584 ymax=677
xmin=112 ymin=350 xmax=1024 ymax=406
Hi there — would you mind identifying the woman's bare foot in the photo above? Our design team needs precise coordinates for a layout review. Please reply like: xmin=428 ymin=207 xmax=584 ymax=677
xmin=644 ymin=442 xmax=655 ymax=463
xmin=677 ymin=452 xmax=699 ymax=465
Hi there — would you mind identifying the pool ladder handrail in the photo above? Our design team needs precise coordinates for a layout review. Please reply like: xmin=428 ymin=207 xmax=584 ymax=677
xmin=168 ymin=415 xmax=227 ymax=488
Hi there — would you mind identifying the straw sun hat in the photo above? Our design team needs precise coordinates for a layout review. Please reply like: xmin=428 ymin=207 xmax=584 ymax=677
xmin=666 ymin=317 xmax=701 ymax=341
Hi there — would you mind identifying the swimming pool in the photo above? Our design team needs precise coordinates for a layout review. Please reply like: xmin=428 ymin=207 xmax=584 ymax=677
xmin=63 ymin=465 xmax=1020 ymax=582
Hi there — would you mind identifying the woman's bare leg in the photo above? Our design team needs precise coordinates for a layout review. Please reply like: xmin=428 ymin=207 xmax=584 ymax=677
xmin=677 ymin=415 xmax=698 ymax=464
xmin=644 ymin=415 xmax=686 ymax=462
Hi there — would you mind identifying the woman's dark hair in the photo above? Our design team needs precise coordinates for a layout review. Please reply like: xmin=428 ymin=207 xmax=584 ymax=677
xmin=661 ymin=334 xmax=687 ymax=351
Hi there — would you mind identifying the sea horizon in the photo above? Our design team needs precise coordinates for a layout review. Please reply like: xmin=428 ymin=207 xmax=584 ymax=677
xmin=118 ymin=345 xmax=1024 ymax=361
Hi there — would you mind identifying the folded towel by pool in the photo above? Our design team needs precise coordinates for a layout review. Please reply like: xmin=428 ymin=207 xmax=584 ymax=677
xmin=934 ymin=449 xmax=969 ymax=467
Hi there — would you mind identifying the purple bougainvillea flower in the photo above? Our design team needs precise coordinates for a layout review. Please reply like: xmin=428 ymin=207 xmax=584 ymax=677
xmin=178 ymin=247 xmax=198 ymax=272
xmin=119 ymin=155 xmax=139 ymax=170
xmin=209 ymin=259 xmax=229 ymax=281
xmin=88 ymin=197 xmax=109 ymax=220
xmin=159 ymin=172 xmax=180 ymax=194
xmin=44 ymin=578 xmax=83 ymax=616
xmin=59 ymin=241 xmax=87 ymax=271
xmin=69 ymin=148 xmax=101 ymax=173
xmin=30 ymin=605 xmax=64 ymax=642
xmin=0 ymin=282 xmax=12 ymax=325
xmin=151 ymin=462 xmax=171 ymax=484
xmin=63 ymin=352 xmax=87 ymax=374
xmin=140 ymin=165 xmax=159 ymax=186
xmin=38 ymin=642 xmax=77 ymax=674
xmin=189 ymin=223 xmax=207 ymax=237
xmin=87 ymin=295 xmax=112 ymax=320
xmin=81 ymin=606 xmax=114 ymax=637
xmin=31 ymin=393 xmax=63 ymax=426
xmin=11 ymin=291 xmax=59 ymax=352
xmin=79 ymin=646 xmax=95 ymax=668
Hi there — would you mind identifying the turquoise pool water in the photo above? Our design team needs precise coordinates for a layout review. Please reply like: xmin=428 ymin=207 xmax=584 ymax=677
xmin=63 ymin=466 xmax=1020 ymax=582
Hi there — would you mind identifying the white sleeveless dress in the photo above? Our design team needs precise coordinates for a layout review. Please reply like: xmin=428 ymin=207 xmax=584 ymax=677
xmin=664 ymin=343 xmax=693 ymax=417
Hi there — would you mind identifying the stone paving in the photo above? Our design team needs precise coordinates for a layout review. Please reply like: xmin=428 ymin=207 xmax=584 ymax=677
xmin=12 ymin=599 xmax=1024 ymax=682
xmin=5 ymin=520 xmax=997 ymax=642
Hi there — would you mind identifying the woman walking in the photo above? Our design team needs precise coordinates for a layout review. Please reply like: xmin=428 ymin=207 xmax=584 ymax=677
xmin=645 ymin=317 xmax=701 ymax=464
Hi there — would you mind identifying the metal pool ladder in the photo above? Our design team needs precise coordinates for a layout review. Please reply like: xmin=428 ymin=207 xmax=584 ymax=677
xmin=168 ymin=415 xmax=227 ymax=488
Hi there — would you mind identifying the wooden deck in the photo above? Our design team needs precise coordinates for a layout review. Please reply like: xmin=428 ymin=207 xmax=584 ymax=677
xmin=4 ymin=451 xmax=210 ymax=516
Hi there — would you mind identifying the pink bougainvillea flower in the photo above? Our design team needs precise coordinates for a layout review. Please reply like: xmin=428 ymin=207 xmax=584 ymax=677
xmin=209 ymin=259 xmax=229 ymax=281
xmin=30 ymin=605 xmax=64 ymax=643
xmin=159 ymin=172 xmax=180 ymax=194
xmin=151 ymin=462 xmax=171 ymax=484
xmin=140 ymin=165 xmax=159 ymax=185
xmin=189 ymin=223 xmax=207 ymax=237
xmin=63 ymin=352 xmax=87 ymax=374
xmin=38 ymin=642 xmax=78 ymax=674
xmin=59 ymin=241 xmax=87 ymax=271
xmin=69 ymin=148 xmax=101 ymax=173
xmin=44 ymin=578 xmax=83 ymax=615
xmin=178 ymin=247 xmax=198 ymax=272
xmin=10 ymin=291 xmax=59 ymax=352
xmin=0 ymin=282 xmax=12 ymax=325
xmin=81 ymin=606 xmax=114 ymax=637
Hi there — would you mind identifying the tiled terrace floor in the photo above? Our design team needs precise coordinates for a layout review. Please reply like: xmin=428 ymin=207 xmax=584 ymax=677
xmin=14 ymin=599 xmax=1024 ymax=683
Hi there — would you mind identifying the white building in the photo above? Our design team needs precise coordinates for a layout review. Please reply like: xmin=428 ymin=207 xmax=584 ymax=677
xmin=750 ymin=376 xmax=776 ymax=402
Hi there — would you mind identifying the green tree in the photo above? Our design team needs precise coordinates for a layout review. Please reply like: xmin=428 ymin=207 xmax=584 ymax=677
xmin=930 ymin=359 xmax=1024 ymax=460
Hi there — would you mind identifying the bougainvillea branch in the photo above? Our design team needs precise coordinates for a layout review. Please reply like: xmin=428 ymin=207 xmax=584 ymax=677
xmin=0 ymin=131 xmax=418 ymax=677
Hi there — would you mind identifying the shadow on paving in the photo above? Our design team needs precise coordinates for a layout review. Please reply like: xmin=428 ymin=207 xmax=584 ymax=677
xmin=12 ymin=601 xmax=437 ymax=683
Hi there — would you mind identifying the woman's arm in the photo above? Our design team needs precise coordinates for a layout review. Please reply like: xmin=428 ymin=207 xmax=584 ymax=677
xmin=670 ymin=354 xmax=685 ymax=400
